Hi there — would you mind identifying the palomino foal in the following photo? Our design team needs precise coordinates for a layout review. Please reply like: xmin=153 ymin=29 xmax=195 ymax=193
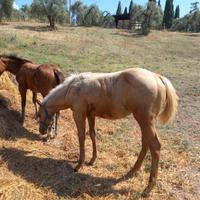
xmin=37 ymin=68 xmax=178 ymax=194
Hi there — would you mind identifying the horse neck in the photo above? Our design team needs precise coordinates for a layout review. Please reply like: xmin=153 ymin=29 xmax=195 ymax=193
xmin=2 ymin=58 xmax=23 ymax=75
xmin=44 ymin=86 xmax=69 ymax=115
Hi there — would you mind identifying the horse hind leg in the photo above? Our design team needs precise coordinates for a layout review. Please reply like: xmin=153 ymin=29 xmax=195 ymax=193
xmin=127 ymin=119 xmax=154 ymax=177
xmin=129 ymin=113 xmax=161 ymax=196
xmin=143 ymin=131 xmax=161 ymax=197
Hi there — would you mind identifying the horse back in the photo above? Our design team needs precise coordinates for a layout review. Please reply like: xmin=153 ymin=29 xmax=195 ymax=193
xmin=69 ymin=68 xmax=161 ymax=119
xmin=33 ymin=64 xmax=64 ymax=96
xmin=17 ymin=63 xmax=63 ymax=96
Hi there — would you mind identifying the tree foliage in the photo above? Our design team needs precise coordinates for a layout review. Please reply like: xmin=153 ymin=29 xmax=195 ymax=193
xmin=141 ymin=2 xmax=154 ymax=35
xmin=190 ymin=2 xmax=199 ymax=13
xmin=71 ymin=0 xmax=86 ymax=25
xmin=150 ymin=1 xmax=163 ymax=28
xmin=174 ymin=5 xmax=180 ymax=19
xmin=20 ymin=4 xmax=31 ymax=20
xmin=31 ymin=0 xmax=68 ymax=29
xmin=137 ymin=1 xmax=164 ymax=35
xmin=158 ymin=0 xmax=161 ymax=8
xmin=84 ymin=4 xmax=103 ymax=26
xmin=124 ymin=7 xmax=128 ymax=15
xmin=130 ymin=4 xmax=144 ymax=24
xmin=172 ymin=10 xmax=200 ymax=32
xmin=116 ymin=1 xmax=122 ymax=15
xmin=129 ymin=0 xmax=133 ymax=14
xmin=0 ymin=0 xmax=14 ymax=22
xmin=163 ymin=0 xmax=174 ymax=28
xmin=71 ymin=1 xmax=106 ymax=26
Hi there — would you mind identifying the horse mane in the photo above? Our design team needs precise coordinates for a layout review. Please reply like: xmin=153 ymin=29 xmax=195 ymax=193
xmin=42 ymin=74 xmax=78 ymax=105
xmin=42 ymin=72 xmax=92 ymax=105
xmin=0 ymin=54 xmax=33 ymax=63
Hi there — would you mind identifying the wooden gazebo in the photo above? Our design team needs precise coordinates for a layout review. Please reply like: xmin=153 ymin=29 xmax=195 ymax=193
xmin=113 ymin=14 xmax=131 ymax=28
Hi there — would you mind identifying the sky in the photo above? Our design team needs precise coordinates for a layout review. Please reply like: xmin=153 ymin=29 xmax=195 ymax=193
xmin=14 ymin=0 xmax=198 ymax=17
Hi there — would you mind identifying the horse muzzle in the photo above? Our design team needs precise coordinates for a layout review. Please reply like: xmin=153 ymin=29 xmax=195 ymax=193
xmin=39 ymin=123 xmax=48 ymax=135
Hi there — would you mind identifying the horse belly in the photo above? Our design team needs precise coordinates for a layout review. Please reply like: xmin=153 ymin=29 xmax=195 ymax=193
xmin=95 ymin=106 xmax=131 ymax=120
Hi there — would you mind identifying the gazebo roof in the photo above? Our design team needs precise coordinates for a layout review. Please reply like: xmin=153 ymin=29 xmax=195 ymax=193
xmin=113 ymin=14 xmax=131 ymax=21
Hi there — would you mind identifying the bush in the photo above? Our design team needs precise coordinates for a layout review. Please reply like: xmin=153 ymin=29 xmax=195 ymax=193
xmin=84 ymin=5 xmax=103 ymax=26
xmin=172 ymin=11 xmax=200 ymax=32
xmin=150 ymin=3 xmax=163 ymax=29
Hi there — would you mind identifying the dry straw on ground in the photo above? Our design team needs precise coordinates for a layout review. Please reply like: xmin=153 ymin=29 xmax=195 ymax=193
xmin=0 ymin=23 xmax=200 ymax=200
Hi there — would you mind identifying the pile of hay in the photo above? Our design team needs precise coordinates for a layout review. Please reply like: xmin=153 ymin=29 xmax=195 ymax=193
xmin=0 ymin=72 xmax=21 ymax=139
xmin=0 ymin=90 xmax=14 ymax=108
xmin=0 ymin=71 xmax=78 ymax=148
xmin=0 ymin=72 xmax=19 ymax=96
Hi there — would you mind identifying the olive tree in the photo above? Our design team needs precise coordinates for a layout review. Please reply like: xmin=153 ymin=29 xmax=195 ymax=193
xmin=31 ymin=0 xmax=67 ymax=29
xmin=0 ymin=0 xmax=14 ymax=22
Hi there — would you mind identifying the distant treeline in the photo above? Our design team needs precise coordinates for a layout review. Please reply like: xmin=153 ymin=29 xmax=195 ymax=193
xmin=0 ymin=0 xmax=200 ymax=33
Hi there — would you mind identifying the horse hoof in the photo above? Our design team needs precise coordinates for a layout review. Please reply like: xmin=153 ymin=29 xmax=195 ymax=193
xmin=88 ymin=162 xmax=93 ymax=166
xmin=74 ymin=164 xmax=82 ymax=172
xmin=86 ymin=159 xmax=95 ymax=166
xmin=125 ymin=170 xmax=137 ymax=179
xmin=142 ymin=187 xmax=151 ymax=197
xmin=86 ymin=161 xmax=93 ymax=166
xmin=74 ymin=168 xmax=79 ymax=173
xmin=142 ymin=182 xmax=156 ymax=197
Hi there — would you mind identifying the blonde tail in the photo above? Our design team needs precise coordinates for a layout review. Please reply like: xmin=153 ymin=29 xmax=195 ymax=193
xmin=159 ymin=76 xmax=179 ymax=124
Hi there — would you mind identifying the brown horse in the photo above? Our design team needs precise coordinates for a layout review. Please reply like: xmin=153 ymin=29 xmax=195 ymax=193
xmin=0 ymin=55 xmax=64 ymax=128
xmin=37 ymin=68 xmax=178 ymax=195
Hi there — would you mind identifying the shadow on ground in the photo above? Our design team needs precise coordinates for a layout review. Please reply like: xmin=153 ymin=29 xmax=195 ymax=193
xmin=14 ymin=25 xmax=54 ymax=32
xmin=184 ymin=33 xmax=200 ymax=37
xmin=0 ymin=147 xmax=136 ymax=198
xmin=0 ymin=107 xmax=41 ymax=141
xmin=111 ymin=31 xmax=143 ymax=38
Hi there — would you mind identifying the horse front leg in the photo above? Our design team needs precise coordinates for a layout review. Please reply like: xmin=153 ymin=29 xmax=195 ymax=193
xmin=54 ymin=112 xmax=59 ymax=136
xmin=32 ymin=92 xmax=38 ymax=119
xmin=73 ymin=111 xmax=86 ymax=172
xmin=19 ymin=87 xmax=27 ymax=125
xmin=87 ymin=115 xmax=97 ymax=165
xmin=47 ymin=113 xmax=59 ymax=139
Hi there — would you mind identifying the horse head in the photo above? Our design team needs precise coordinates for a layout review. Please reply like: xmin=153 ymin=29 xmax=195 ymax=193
xmin=0 ymin=55 xmax=32 ymax=76
xmin=37 ymin=100 xmax=54 ymax=135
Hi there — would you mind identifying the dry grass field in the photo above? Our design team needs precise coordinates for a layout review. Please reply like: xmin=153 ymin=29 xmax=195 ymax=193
xmin=0 ymin=22 xmax=200 ymax=200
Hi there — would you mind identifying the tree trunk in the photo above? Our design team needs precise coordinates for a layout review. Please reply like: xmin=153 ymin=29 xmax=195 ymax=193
xmin=52 ymin=16 xmax=56 ymax=29
xmin=48 ymin=15 xmax=56 ymax=30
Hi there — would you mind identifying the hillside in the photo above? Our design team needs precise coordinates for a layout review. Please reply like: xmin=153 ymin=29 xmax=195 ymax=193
xmin=0 ymin=22 xmax=200 ymax=200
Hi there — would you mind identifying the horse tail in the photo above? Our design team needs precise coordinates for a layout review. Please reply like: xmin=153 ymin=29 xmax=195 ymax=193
xmin=54 ymin=69 xmax=65 ymax=85
xmin=158 ymin=76 xmax=179 ymax=124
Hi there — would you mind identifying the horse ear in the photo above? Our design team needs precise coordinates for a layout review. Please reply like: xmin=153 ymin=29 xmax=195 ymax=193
xmin=36 ymin=99 xmax=42 ymax=106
